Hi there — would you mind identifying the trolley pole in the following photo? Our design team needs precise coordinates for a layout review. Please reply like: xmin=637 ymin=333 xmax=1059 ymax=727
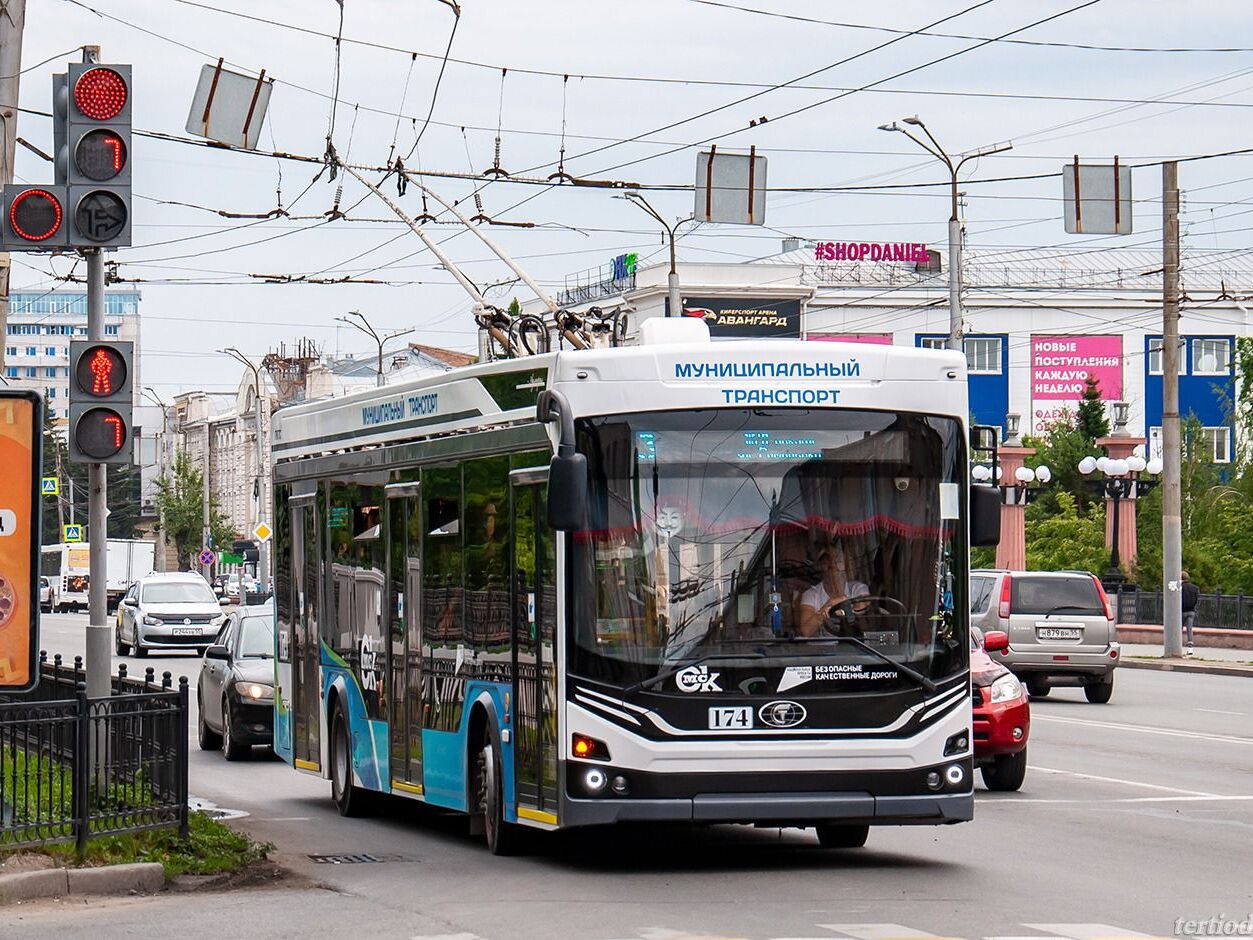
xmin=85 ymin=247 xmax=111 ymax=700
xmin=1161 ymin=161 xmax=1184 ymax=658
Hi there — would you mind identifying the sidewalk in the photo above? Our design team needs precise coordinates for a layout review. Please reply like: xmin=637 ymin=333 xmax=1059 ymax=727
xmin=1119 ymin=642 xmax=1253 ymax=677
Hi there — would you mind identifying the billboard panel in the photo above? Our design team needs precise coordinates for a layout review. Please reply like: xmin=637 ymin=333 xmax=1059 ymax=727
xmin=0 ymin=392 xmax=41 ymax=691
xmin=1030 ymin=335 xmax=1123 ymax=434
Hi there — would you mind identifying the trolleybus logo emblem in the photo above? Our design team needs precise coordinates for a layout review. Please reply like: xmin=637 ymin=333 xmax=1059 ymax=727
xmin=758 ymin=700 xmax=806 ymax=728
xmin=675 ymin=664 xmax=722 ymax=693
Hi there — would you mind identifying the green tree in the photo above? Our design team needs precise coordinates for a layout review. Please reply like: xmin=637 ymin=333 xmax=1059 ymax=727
xmin=1075 ymin=372 xmax=1110 ymax=442
xmin=1023 ymin=412 xmax=1102 ymax=515
xmin=1024 ymin=491 xmax=1108 ymax=573
xmin=154 ymin=450 xmax=233 ymax=570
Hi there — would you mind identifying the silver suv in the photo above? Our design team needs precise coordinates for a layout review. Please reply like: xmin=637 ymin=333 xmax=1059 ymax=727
xmin=970 ymin=569 xmax=1119 ymax=703
xmin=117 ymin=572 xmax=228 ymax=657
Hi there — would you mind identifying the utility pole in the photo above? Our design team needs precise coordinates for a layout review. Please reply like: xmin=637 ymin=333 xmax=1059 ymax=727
xmin=1161 ymin=161 xmax=1184 ymax=658
xmin=85 ymin=246 xmax=110 ymax=700
xmin=142 ymin=387 xmax=168 ymax=572
xmin=220 ymin=348 xmax=268 ymax=592
xmin=201 ymin=417 xmax=211 ymax=580
xmin=620 ymin=192 xmax=691 ymax=319
xmin=0 ymin=0 xmax=25 ymax=376
xmin=878 ymin=117 xmax=1011 ymax=352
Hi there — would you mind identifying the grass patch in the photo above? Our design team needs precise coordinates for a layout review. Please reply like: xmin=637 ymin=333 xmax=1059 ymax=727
xmin=4 ymin=811 xmax=271 ymax=878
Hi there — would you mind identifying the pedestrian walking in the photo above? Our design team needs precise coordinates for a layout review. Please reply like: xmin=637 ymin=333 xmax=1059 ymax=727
xmin=1180 ymin=570 xmax=1199 ymax=653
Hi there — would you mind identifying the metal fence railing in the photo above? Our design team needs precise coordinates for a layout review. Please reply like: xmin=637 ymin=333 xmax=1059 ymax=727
xmin=1115 ymin=589 xmax=1253 ymax=630
xmin=0 ymin=654 xmax=189 ymax=852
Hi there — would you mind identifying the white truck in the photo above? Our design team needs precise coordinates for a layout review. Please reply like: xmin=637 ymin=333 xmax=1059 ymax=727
xmin=40 ymin=539 xmax=157 ymax=611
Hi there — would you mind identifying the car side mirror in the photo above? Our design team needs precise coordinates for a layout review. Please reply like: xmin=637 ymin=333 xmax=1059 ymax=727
xmin=123 ymin=597 xmax=138 ymax=607
xmin=205 ymin=644 xmax=230 ymax=660
xmin=983 ymin=630 xmax=1009 ymax=653
xmin=219 ymin=596 xmax=233 ymax=607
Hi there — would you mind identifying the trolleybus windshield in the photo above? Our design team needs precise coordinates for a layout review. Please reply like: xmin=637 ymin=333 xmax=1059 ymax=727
xmin=570 ymin=408 xmax=968 ymax=691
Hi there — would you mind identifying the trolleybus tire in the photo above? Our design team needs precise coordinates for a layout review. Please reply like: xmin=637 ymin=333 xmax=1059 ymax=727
xmin=480 ymin=731 xmax=523 ymax=856
xmin=331 ymin=702 xmax=370 ymax=817
xmin=814 ymin=823 xmax=870 ymax=849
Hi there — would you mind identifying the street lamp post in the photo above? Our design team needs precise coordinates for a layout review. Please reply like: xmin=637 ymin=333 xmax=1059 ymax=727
xmin=1079 ymin=452 xmax=1162 ymax=588
xmin=334 ymin=311 xmax=415 ymax=387
xmin=619 ymin=192 xmax=695 ymax=319
xmin=219 ymin=348 xmax=269 ymax=594
xmin=141 ymin=386 xmax=169 ymax=572
xmin=878 ymin=117 xmax=1012 ymax=352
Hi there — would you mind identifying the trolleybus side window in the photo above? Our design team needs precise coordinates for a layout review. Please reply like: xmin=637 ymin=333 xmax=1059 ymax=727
xmin=326 ymin=478 xmax=386 ymax=719
xmin=463 ymin=454 xmax=511 ymax=655
xmin=423 ymin=463 xmax=463 ymax=732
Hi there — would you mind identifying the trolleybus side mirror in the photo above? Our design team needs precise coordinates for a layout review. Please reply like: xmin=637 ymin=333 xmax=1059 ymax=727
xmin=970 ymin=484 xmax=1001 ymax=547
xmin=548 ymin=453 xmax=588 ymax=531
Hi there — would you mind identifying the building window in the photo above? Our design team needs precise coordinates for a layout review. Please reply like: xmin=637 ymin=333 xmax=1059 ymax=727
xmin=44 ymin=367 xmax=56 ymax=378
xmin=919 ymin=337 xmax=946 ymax=351
xmin=1200 ymin=426 xmax=1231 ymax=463
xmin=1148 ymin=426 xmax=1162 ymax=461
xmin=4 ymin=368 xmax=15 ymax=378
xmin=4 ymin=346 xmax=14 ymax=356
xmin=25 ymin=346 xmax=35 ymax=356
xmin=1192 ymin=338 xmax=1230 ymax=375
xmin=25 ymin=367 xmax=36 ymax=378
xmin=1147 ymin=338 xmax=1163 ymax=375
xmin=105 ymin=325 xmax=119 ymax=336
xmin=45 ymin=346 xmax=56 ymax=356
xmin=48 ymin=388 xmax=56 ymax=398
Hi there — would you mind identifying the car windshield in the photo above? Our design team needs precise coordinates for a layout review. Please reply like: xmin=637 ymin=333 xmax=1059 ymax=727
xmin=142 ymin=581 xmax=217 ymax=604
xmin=1011 ymin=576 xmax=1103 ymax=615
xmin=237 ymin=617 xmax=274 ymax=658
xmin=570 ymin=408 xmax=969 ymax=690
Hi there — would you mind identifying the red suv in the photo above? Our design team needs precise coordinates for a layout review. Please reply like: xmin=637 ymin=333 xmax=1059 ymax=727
xmin=972 ymin=629 xmax=1030 ymax=791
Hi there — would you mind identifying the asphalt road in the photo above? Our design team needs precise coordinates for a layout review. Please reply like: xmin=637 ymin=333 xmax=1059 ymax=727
xmin=17 ymin=612 xmax=1253 ymax=939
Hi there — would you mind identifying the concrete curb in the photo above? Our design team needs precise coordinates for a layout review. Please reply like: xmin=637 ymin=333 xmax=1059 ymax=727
xmin=0 ymin=862 xmax=164 ymax=905
xmin=1122 ymin=657 xmax=1253 ymax=678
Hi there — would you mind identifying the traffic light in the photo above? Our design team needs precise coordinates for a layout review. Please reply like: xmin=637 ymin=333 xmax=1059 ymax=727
xmin=1 ymin=185 xmax=69 ymax=249
xmin=68 ymin=340 xmax=134 ymax=464
xmin=57 ymin=64 xmax=131 ymax=248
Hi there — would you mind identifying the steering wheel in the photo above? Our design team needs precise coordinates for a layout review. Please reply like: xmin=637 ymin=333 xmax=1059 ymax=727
xmin=821 ymin=595 xmax=908 ymax=638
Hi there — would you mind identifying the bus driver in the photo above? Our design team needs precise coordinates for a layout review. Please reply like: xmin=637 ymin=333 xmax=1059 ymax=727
xmin=797 ymin=541 xmax=870 ymax=637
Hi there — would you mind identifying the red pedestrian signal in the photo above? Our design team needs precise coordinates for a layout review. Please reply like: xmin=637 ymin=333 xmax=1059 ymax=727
xmin=68 ymin=340 xmax=134 ymax=464
xmin=73 ymin=67 xmax=128 ymax=120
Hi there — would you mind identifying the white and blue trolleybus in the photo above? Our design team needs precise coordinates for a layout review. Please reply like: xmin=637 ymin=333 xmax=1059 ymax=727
xmin=270 ymin=318 xmax=1000 ymax=853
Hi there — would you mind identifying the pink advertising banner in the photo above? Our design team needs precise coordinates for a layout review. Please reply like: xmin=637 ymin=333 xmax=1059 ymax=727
xmin=1030 ymin=334 xmax=1123 ymax=433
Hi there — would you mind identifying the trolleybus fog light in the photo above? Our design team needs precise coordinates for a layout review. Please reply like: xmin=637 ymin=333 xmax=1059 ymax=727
xmin=583 ymin=768 xmax=608 ymax=794
xmin=610 ymin=775 xmax=630 ymax=795
xmin=926 ymin=771 xmax=942 ymax=791
xmin=944 ymin=764 xmax=966 ymax=787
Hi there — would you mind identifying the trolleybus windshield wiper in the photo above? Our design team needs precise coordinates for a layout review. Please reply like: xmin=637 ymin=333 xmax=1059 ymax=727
xmin=764 ymin=635 xmax=937 ymax=694
xmin=624 ymin=652 xmax=767 ymax=696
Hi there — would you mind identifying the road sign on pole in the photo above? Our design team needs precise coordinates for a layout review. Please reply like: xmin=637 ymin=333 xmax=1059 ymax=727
xmin=198 ymin=547 xmax=216 ymax=567
xmin=252 ymin=521 xmax=272 ymax=542
xmin=41 ymin=477 xmax=58 ymax=495
xmin=63 ymin=523 xmax=83 ymax=542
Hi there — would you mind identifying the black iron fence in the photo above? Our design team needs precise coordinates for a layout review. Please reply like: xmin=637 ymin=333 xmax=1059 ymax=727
xmin=0 ymin=653 xmax=189 ymax=852
xmin=1115 ymin=588 xmax=1253 ymax=630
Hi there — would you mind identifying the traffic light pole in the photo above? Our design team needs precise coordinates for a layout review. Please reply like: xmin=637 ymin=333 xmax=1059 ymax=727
xmin=84 ymin=247 xmax=110 ymax=700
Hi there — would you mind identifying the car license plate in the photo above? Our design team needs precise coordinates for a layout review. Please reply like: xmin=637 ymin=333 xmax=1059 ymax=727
xmin=172 ymin=627 xmax=201 ymax=637
xmin=708 ymin=706 xmax=752 ymax=730
xmin=1038 ymin=627 xmax=1081 ymax=640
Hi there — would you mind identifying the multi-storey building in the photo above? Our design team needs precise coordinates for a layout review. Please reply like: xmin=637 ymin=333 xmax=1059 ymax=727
xmin=3 ymin=289 xmax=142 ymax=425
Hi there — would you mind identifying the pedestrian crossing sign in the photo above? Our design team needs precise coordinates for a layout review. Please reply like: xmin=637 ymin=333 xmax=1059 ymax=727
xmin=41 ymin=477 xmax=58 ymax=496
xmin=63 ymin=524 xmax=83 ymax=543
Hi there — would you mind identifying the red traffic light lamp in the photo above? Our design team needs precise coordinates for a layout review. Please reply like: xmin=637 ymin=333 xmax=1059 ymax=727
xmin=73 ymin=67 xmax=128 ymax=120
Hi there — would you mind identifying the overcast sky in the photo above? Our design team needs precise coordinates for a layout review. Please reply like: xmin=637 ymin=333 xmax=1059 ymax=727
xmin=12 ymin=0 xmax=1253 ymax=393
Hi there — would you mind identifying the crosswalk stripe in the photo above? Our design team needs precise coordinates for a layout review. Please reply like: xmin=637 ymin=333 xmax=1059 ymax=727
xmin=817 ymin=925 xmax=961 ymax=940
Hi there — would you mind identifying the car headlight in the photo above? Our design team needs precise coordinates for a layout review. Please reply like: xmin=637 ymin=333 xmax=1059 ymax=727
xmin=236 ymin=682 xmax=274 ymax=701
xmin=142 ymin=615 xmax=163 ymax=626
xmin=989 ymin=671 xmax=1024 ymax=704
xmin=210 ymin=613 xmax=227 ymax=626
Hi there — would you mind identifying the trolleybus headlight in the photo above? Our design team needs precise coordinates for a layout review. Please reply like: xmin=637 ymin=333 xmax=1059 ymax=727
xmin=944 ymin=763 xmax=966 ymax=787
xmin=944 ymin=731 xmax=969 ymax=756
xmin=583 ymin=768 xmax=608 ymax=794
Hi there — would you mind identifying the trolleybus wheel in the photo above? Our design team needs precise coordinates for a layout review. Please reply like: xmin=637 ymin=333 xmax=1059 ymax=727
xmin=481 ymin=733 xmax=523 ymax=856
xmin=814 ymin=823 xmax=869 ymax=849
xmin=331 ymin=702 xmax=369 ymax=817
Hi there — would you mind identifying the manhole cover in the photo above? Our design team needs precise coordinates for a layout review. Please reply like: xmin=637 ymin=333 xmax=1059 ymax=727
xmin=307 ymin=853 xmax=412 ymax=864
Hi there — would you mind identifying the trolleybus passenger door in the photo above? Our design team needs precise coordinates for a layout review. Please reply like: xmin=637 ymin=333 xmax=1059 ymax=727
xmin=509 ymin=469 xmax=558 ymax=821
xmin=386 ymin=483 xmax=423 ymax=791
xmin=291 ymin=493 xmax=322 ymax=771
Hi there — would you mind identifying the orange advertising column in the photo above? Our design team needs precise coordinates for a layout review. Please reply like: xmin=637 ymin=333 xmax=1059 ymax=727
xmin=0 ymin=392 xmax=41 ymax=691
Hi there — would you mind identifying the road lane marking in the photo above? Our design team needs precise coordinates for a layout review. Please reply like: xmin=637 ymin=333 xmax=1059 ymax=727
xmin=1195 ymin=708 xmax=1243 ymax=716
xmin=818 ymin=926 xmax=959 ymax=940
xmin=981 ymin=794 xmax=1253 ymax=804
xmin=1025 ymin=924 xmax=1168 ymax=940
xmin=1034 ymin=714 xmax=1253 ymax=747
xmin=1028 ymin=766 xmax=1219 ymax=797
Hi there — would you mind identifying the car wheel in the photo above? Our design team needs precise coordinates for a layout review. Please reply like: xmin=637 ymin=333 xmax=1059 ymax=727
xmin=478 ymin=733 xmax=523 ymax=856
xmin=1084 ymin=675 xmax=1114 ymax=704
xmin=330 ymin=702 xmax=369 ymax=816
xmin=114 ymin=627 xmax=129 ymax=657
xmin=1026 ymin=678 xmax=1050 ymax=698
xmin=197 ymin=689 xmax=222 ymax=751
xmin=981 ymin=748 xmax=1027 ymax=791
xmin=222 ymin=698 xmax=249 ymax=761
xmin=815 ymin=823 xmax=870 ymax=849
xmin=132 ymin=636 xmax=148 ymax=658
